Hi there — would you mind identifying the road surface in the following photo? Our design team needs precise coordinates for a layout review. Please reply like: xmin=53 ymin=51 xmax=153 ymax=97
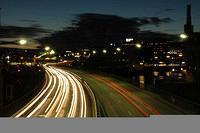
xmin=12 ymin=65 xmax=97 ymax=118
xmin=62 ymin=68 xmax=190 ymax=117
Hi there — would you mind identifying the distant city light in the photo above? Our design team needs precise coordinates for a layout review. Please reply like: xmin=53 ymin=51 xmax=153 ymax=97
xmin=154 ymin=56 xmax=158 ymax=59
xmin=20 ymin=56 xmax=24 ymax=60
xmin=19 ymin=39 xmax=27 ymax=45
xmin=126 ymin=38 xmax=134 ymax=42
xmin=51 ymin=57 xmax=57 ymax=60
xmin=102 ymin=49 xmax=107 ymax=54
xmin=179 ymin=53 xmax=183 ymax=57
xmin=45 ymin=46 xmax=50 ymax=51
xmin=110 ymin=43 xmax=116 ymax=46
xmin=92 ymin=50 xmax=97 ymax=54
xmin=166 ymin=55 xmax=170 ymax=58
xmin=166 ymin=72 xmax=170 ymax=77
xmin=84 ymin=52 xmax=87 ymax=55
xmin=75 ymin=55 xmax=80 ymax=58
xmin=136 ymin=43 xmax=142 ymax=48
xmin=180 ymin=34 xmax=188 ymax=39
xmin=116 ymin=47 xmax=121 ymax=52
xmin=5 ymin=56 xmax=10 ymax=59
xmin=139 ymin=62 xmax=144 ymax=65
xmin=159 ymin=61 xmax=164 ymax=64
xmin=50 ymin=50 xmax=55 ymax=55
xmin=154 ymin=72 xmax=159 ymax=77
xmin=45 ymin=57 xmax=50 ymax=60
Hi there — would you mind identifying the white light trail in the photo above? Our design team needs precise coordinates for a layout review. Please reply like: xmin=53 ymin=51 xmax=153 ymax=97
xmin=15 ymin=68 xmax=53 ymax=118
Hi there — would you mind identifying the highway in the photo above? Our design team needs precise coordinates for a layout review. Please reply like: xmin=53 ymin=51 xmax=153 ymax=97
xmin=12 ymin=65 xmax=97 ymax=118
xmin=63 ymin=68 xmax=190 ymax=117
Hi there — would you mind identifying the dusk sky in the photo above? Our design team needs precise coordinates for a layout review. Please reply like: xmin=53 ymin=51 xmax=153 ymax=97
xmin=1 ymin=0 xmax=200 ymax=34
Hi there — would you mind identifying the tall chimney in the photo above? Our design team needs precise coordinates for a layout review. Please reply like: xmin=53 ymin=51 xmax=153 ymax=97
xmin=0 ymin=8 xmax=1 ymax=27
xmin=184 ymin=4 xmax=194 ymax=34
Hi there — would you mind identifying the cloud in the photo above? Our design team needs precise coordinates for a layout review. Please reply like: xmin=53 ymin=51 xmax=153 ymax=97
xmin=148 ymin=17 xmax=173 ymax=26
xmin=38 ymin=13 xmax=174 ymax=50
xmin=138 ymin=30 xmax=178 ymax=41
xmin=131 ymin=17 xmax=173 ymax=27
xmin=0 ymin=44 xmax=40 ymax=50
xmin=164 ymin=8 xmax=176 ymax=12
xmin=0 ymin=25 xmax=50 ymax=38
xmin=18 ymin=19 xmax=38 ymax=23
xmin=76 ymin=13 xmax=173 ymax=28
xmin=0 ymin=38 xmax=41 ymax=50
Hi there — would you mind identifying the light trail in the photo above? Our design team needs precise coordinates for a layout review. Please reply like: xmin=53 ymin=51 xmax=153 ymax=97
xmin=15 ymin=68 xmax=53 ymax=118
xmin=27 ymin=68 xmax=57 ymax=117
xmin=12 ymin=65 xmax=97 ymax=118
xmin=55 ymin=69 xmax=87 ymax=117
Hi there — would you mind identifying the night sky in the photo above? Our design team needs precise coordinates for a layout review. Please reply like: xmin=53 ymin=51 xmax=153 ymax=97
xmin=1 ymin=0 xmax=200 ymax=34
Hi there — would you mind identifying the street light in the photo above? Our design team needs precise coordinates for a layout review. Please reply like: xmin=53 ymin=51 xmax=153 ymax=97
xmin=102 ymin=49 xmax=107 ymax=54
xmin=92 ymin=50 xmax=97 ymax=54
xmin=116 ymin=47 xmax=121 ymax=52
xmin=50 ymin=50 xmax=55 ymax=55
xmin=45 ymin=46 xmax=50 ymax=51
xmin=136 ymin=43 xmax=142 ymax=48
xmin=19 ymin=39 xmax=27 ymax=45
xmin=180 ymin=34 xmax=188 ymax=39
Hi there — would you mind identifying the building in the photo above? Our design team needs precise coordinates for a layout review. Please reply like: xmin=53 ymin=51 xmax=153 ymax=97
xmin=184 ymin=4 xmax=200 ymax=41
xmin=184 ymin=4 xmax=194 ymax=35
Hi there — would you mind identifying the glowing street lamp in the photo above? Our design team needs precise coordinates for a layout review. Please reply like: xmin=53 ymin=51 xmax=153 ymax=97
xmin=50 ymin=50 xmax=55 ymax=55
xmin=102 ymin=49 xmax=107 ymax=54
xmin=154 ymin=56 xmax=158 ymax=60
xmin=116 ymin=47 xmax=121 ymax=52
xmin=180 ymin=34 xmax=188 ymax=39
xmin=92 ymin=50 xmax=97 ymax=54
xmin=19 ymin=39 xmax=27 ymax=45
xmin=45 ymin=46 xmax=50 ymax=51
xmin=136 ymin=43 xmax=142 ymax=48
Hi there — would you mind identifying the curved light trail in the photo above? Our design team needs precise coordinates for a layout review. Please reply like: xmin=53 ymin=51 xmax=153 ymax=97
xmin=12 ymin=65 xmax=97 ymax=118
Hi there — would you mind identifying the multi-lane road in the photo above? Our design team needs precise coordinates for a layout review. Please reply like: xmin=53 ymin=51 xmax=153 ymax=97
xmin=64 ymin=68 xmax=190 ymax=117
xmin=12 ymin=65 xmax=190 ymax=118
xmin=12 ymin=65 xmax=97 ymax=118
